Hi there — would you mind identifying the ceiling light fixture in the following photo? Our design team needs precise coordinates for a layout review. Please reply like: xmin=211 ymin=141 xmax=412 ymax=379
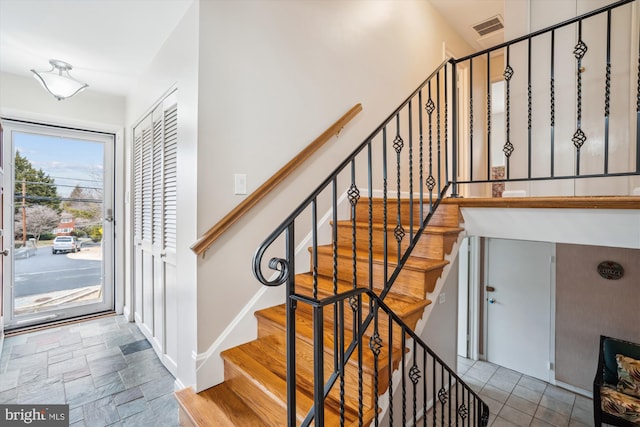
xmin=31 ymin=59 xmax=89 ymax=101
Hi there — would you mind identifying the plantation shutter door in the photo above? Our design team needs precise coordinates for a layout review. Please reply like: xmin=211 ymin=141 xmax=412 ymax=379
xmin=132 ymin=90 xmax=179 ymax=375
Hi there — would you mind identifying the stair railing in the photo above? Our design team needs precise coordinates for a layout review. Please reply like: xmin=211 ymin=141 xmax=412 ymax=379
xmin=292 ymin=287 xmax=489 ymax=426
xmin=450 ymin=0 xmax=639 ymax=197
xmin=253 ymin=58 xmax=477 ymax=425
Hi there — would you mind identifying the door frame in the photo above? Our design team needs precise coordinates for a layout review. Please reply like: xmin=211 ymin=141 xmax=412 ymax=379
xmin=479 ymin=237 xmax=556 ymax=383
xmin=0 ymin=115 xmax=126 ymax=328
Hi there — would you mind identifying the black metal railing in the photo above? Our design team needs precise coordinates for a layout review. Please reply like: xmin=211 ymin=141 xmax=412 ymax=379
xmin=291 ymin=288 xmax=489 ymax=426
xmin=252 ymin=0 xmax=639 ymax=425
xmin=253 ymin=58 xmax=487 ymax=425
xmin=451 ymin=0 xmax=639 ymax=196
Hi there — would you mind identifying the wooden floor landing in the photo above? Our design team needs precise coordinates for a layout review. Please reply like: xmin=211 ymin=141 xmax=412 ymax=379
xmin=442 ymin=196 xmax=640 ymax=210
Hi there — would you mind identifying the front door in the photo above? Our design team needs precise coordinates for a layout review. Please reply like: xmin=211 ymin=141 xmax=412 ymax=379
xmin=2 ymin=120 xmax=115 ymax=330
xmin=485 ymin=238 xmax=555 ymax=382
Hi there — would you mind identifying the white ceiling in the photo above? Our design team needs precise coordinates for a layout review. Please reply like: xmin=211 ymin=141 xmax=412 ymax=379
xmin=0 ymin=0 xmax=194 ymax=98
xmin=0 ymin=0 xmax=501 ymax=99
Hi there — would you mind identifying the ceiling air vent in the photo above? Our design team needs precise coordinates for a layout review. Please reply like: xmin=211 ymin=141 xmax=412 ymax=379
xmin=472 ymin=15 xmax=504 ymax=37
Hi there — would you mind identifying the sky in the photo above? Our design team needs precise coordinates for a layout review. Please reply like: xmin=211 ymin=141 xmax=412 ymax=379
xmin=14 ymin=132 xmax=104 ymax=198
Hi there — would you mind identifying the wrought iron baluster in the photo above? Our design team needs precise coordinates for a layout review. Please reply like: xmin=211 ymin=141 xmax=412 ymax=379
xmin=448 ymin=371 xmax=452 ymax=426
xmin=423 ymin=350 xmax=428 ymax=427
xmin=604 ymin=9 xmax=612 ymax=175
xmin=637 ymin=21 xmax=640 ymax=173
xmin=312 ymin=198 xmax=318 ymax=299
xmin=410 ymin=340 xmax=420 ymax=425
xmin=426 ymin=81 xmax=435 ymax=210
xmin=367 ymin=142 xmax=373 ymax=293
xmin=339 ymin=297 xmax=345 ymax=425
xmin=551 ymin=29 xmax=556 ymax=177
xmin=332 ymin=179 xmax=338 ymax=297
xmin=369 ymin=301 xmax=382 ymax=427
xmin=357 ymin=295 xmax=363 ymax=426
xmin=409 ymin=100 xmax=414 ymax=239
xmin=402 ymin=329 xmax=407 ymax=426
xmin=444 ymin=66 xmax=450 ymax=187
xmin=437 ymin=72 xmax=442 ymax=197
xmin=393 ymin=114 xmax=404 ymax=267
xmin=440 ymin=364 xmax=447 ymax=427
xmin=451 ymin=62 xmax=459 ymax=197
xmin=285 ymin=223 xmax=297 ymax=427
xmin=487 ymin=52 xmax=492 ymax=182
xmin=388 ymin=313 xmax=394 ymax=425
xmin=573 ymin=20 xmax=588 ymax=176
xmin=504 ymin=45 xmax=515 ymax=179
xmin=349 ymin=160 xmax=360 ymax=289
xmin=432 ymin=355 xmax=437 ymax=426
xmin=312 ymin=304 xmax=324 ymax=426
xmin=470 ymin=58 xmax=474 ymax=182
xmin=382 ymin=127 xmax=389 ymax=285
xmin=418 ymin=89 xmax=424 ymax=221
xmin=528 ymin=37 xmax=532 ymax=179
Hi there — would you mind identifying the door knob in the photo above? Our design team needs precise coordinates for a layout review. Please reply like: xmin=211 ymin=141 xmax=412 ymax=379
xmin=488 ymin=298 xmax=496 ymax=304
xmin=1 ymin=249 xmax=9 ymax=256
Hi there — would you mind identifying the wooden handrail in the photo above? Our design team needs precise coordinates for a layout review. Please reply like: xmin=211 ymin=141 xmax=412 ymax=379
xmin=191 ymin=103 xmax=363 ymax=255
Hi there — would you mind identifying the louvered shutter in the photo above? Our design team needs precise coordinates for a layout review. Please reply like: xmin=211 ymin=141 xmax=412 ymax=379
xmin=141 ymin=127 xmax=153 ymax=242
xmin=163 ymin=105 xmax=178 ymax=251
xmin=133 ymin=132 xmax=143 ymax=240
xmin=152 ymin=112 xmax=164 ymax=246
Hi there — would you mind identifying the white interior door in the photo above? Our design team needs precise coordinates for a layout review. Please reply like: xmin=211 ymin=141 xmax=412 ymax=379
xmin=457 ymin=237 xmax=469 ymax=357
xmin=485 ymin=238 xmax=554 ymax=382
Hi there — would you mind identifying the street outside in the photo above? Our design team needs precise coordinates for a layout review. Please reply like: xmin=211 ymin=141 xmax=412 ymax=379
xmin=13 ymin=242 xmax=103 ymax=313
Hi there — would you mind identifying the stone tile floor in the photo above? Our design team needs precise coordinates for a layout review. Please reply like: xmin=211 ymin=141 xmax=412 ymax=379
xmin=0 ymin=315 xmax=178 ymax=427
xmin=458 ymin=356 xmax=596 ymax=427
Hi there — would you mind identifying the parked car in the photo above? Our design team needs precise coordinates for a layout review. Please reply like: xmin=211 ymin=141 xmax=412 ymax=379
xmin=52 ymin=236 xmax=81 ymax=254
xmin=15 ymin=239 xmax=37 ymax=259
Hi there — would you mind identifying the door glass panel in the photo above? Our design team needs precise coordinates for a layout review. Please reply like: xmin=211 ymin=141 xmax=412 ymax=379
xmin=2 ymin=121 xmax=114 ymax=329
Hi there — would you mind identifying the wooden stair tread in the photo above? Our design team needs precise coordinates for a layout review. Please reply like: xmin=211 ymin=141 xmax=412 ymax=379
xmin=175 ymin=384 xmax=266 ymax=427
xmin=314 ymin=245 xmax=449 ymax=271
xmin=255 ymin=303 xmax=403 ymax=369
xmin=294 ymin=273 xmax=431 ymax=319
xmin=222 ymin=332 xmax=369 ymax=424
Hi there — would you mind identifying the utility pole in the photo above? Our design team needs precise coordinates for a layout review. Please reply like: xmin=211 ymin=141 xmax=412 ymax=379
xmin=22 ymin=181 xmax=26 ymax=246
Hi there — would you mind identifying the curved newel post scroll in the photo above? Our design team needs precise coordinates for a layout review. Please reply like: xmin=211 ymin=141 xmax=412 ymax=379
xmin=191 ymin=103 xmax=362 ymax=256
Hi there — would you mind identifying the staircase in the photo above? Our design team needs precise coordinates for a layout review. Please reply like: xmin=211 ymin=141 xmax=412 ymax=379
xmin=176 ymin=200 xmax=464 ymax=425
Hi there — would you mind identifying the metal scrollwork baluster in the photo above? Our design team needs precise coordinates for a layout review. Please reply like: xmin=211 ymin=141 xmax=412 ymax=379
xmin=394 ymin=114 xmax=404 ymax=266
xmin=573 ymin=21 xmax=588 ymax=175
xmin=425 ymin=83 xmax=436 ymax=203
xmin=503 ymin=48 xmax=515 ymax=166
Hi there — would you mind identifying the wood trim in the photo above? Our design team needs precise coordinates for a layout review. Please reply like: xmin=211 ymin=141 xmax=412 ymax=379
xmin=191 ymin=103 xmax=363 ymax=255
xmin=442 ymin=196 xmax=640 ymax=209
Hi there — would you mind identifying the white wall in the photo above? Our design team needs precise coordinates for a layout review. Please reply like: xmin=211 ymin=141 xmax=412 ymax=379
xmin=193 ymin=0 xmax=473 ymax=391
xmin=124 ymin=1 xmax=200 ymax=389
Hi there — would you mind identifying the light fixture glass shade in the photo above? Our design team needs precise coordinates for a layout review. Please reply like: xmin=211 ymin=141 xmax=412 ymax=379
xmin=31 ymin=59 xmax=88 ymax=100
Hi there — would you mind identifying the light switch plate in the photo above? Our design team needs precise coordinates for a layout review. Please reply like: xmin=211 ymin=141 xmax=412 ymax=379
xmin=234 ymin=174 xmax=247 ymax=195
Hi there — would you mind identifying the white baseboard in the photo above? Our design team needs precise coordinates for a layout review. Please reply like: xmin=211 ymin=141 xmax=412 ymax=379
xmin=554 ymin=380 xmax=592 ymax=398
